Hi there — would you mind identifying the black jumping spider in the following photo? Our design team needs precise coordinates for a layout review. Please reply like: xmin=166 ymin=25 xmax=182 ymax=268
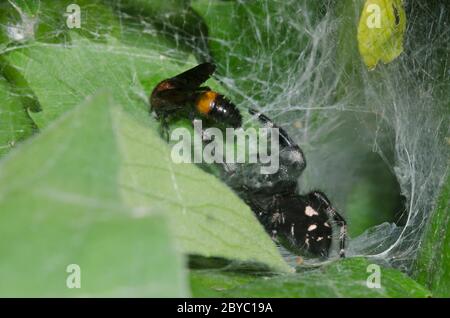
xmin=230 ymin=110 xmax=347 ymax=257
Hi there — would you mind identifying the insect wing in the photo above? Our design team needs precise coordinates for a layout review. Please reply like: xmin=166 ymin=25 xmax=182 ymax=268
xmin=170 ymin=62 xmax=216 ymax=90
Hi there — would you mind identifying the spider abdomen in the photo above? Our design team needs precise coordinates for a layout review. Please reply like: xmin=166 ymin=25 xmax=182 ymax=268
xmin=268 ymin=194 xmax=333 ymax=257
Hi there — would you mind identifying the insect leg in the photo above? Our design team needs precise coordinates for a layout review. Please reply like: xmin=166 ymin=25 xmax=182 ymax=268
xmin=160 ymin=117 xmax=170 ymax=142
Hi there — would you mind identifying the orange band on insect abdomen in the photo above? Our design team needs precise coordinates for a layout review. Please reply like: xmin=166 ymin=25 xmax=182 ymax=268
xmin=195 ymin=91 xmax=217 ymax=115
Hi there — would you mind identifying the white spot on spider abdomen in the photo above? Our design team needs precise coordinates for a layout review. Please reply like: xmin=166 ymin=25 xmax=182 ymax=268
xmin=307 ymin=224 xmax=317 ymax=231
xmin=305 ymin=206 xmax=319 ymax=217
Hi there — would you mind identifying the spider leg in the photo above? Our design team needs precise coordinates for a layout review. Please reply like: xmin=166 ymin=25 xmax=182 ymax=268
xmin=248 ymin=180 xmax=298 ymax=196
xmin=248 ymin=108 xmax=306 ymax=173
xmin=327 ymin=208 xmax=347 ymax=258
xmin=248 ymin=108 xmax=300 ymax=149
xmin=310 ymin=190 xmax=347 ymax=258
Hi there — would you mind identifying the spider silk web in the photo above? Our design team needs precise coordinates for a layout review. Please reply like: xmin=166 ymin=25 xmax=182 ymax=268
xmin=1 ymin=0 xmax=448 ymax=274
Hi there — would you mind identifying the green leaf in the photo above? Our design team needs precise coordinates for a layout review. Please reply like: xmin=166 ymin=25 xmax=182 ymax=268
xmin=190 ymin=257 xmax=431 ymax=297
xmin=0 ymin=75 xmax=35 ymax=157
xmin=357 ymin=0 xmax=406 ymax=70
xmin=0 ymin=93 xmax=187 ymax=296
xmin=2 ymin=36 xmax=289 ymax=272
xmin=0 ymin=0 xmax=122 ymax=45
xmin=114 ymin=102 xmax=289 ymax=272
xmin=415 ymin=173 xmax=450 ymax=297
